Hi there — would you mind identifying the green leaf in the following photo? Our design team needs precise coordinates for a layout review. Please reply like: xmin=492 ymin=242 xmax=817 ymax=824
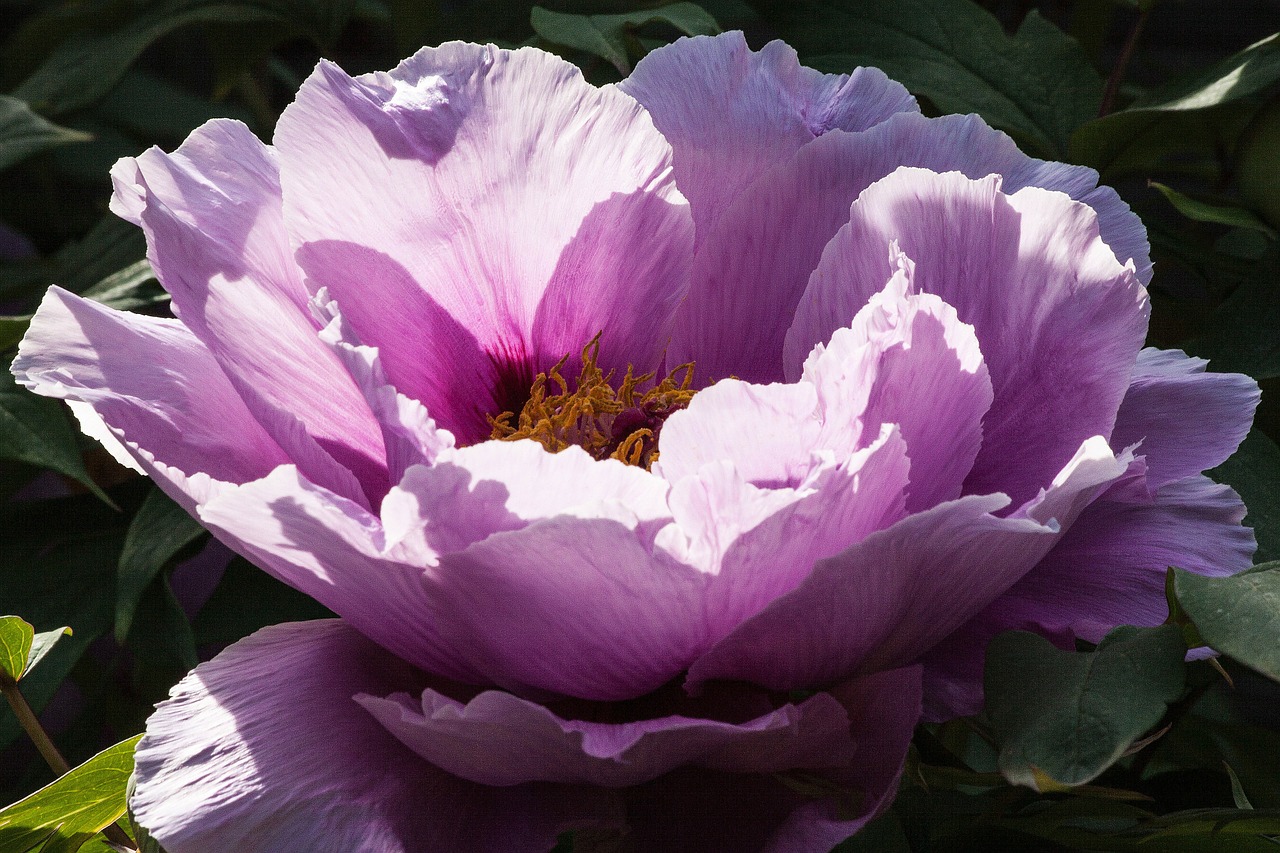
xmin=763 ymin=0 xmax=1101 ymax=158
xmin=1174 ymin=563 xmax=1280 ymax=683
xmin=0 ymin=735 xmax=141 ymax=853
xmin=115 ymin=488 xmax=207 ymax=642
xmin=24 ymin=628 xmax=72 ymax=681
xmin=0 ymin=96 xmax=91 ymax=171
xmin=0 ymin=356 xmax=113 ymax=506
xmin=985 ymin=625 xmax=1187 ymax=791
xmin=1207 ymin=430 xmax=1280 ymax=564
xmin=1071 ymin=33 xmax=1280 ymax=174
xmin=0 ymin=616 xmax=34 ymax=683
xmin=1149 ymin=181 xmax=1277 ymax=239
xmin=1226 ymin=763 xmax=1256 ymax=811
xmin=1183 ymin=252 xmax=1280 ymax=380
xmin=531 ymin=3 xmax=719 ymax=73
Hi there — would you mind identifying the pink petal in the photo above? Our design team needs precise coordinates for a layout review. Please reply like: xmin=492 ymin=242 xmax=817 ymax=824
xmin=12 ymin=287 xmax=290 ymax=488
xmin=687 ymin=438 xmax=1132 ymax=692
xmin=357 ymin=687 xmax=855 ymax=787
xmin=131 ymin=620 xmax=614 ymax=853
xmin=619 ymin=32 xmax=915 ymax=239
xmin=787 ymin=168 xmax=1147 ymax=509
xmin=273 ymin=45 xmax=694 ymax=441
xmin=921 ymin=469 xmax=1254 ymax=719
xmin=1111 ymin=348 xmax=1259 ymax=489
xmin=110 ymin=119 xmax=386 ymax=504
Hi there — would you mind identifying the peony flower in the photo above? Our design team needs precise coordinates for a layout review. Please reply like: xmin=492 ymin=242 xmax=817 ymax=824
xmin=12 ymin=32 xmax=1259 ymax=852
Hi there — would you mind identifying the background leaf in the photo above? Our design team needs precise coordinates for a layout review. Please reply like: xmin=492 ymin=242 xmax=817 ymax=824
xmin=1174 ymin=563 xmax=1280 ymax=683
xmin=0 ymin=96 xmax=90 ymax=171
xmin=115 ymin=488 xmax=207 ymax=643
xmin=531 ymin=3 xmax=719 ymax=73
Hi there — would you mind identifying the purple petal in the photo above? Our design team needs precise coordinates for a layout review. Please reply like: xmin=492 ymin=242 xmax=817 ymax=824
xmin=132 ymin=620 xmax=614 ymax=853
xmin=620 ymin=32 xmax=915 ymax=239
xmin=13 ymin=287 xmax=290 ymax=489
xmin=687 ymin=438 xmax=1132 ymax=691
xmin=1111 ymin=348 xmax=1259 ymax=489
xmin=273 ymin=45 xmax=694 ymax=441
xmin=110 ymin=119 xmax=386 ymax=505
xmin=788 ymin=168 xmax=1147 ymax=509
xmin=358 ymin=687 xmax=855 ymax=787
xmin=921 ymin=469 xmax=1254 ymax=719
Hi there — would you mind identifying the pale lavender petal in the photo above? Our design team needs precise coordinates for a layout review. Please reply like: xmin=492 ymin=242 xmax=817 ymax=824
xmin=13 ymin=287 xmax=289 ymax=487
xmin=132 ymin=620 xmax=614 ymax=853
xmin=195 ymin=465 xmax=486 ymax=685
xmin=357 ymin=687 xmax=854 ymax=787
xmin=787 ymin=168 xmax=1147 ymax=509
xmin=110 ymin=119 xmax=386 ymax=504
xmin=619 ymin=32 xmax=915 ymax=239
xmin=1111 ymin=348 xmax=1259 ymax=488
xmin=687 ymin=439 xmax=1131 ymax=691
xmin=921 ymin=469 xmax=1254 ymax=719
xmin=430 ymin=515 xmax=709 ymax=700
xmin=274 ymin=44 xmax=694 ymax=440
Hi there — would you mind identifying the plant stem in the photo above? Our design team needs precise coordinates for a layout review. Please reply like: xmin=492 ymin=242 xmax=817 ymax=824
xmin=0 ymin=674 xmax=70 ymax=776
xmin=1100 ymin=8 xmax=1151 ymax=117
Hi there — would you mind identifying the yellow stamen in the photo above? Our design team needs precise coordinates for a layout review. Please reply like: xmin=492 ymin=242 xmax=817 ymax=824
xmin=489 ymin=333 xmax=696 ymax=468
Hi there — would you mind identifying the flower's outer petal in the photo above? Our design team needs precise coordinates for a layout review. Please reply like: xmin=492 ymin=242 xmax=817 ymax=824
xmin=619 ymin=32 xmax=915 ymax=239
xmin=1111 ymin=348 xmax=1259 ymax=489
xmin=195 ymin=465 xmax=485 ymax=685
xmin=620 ymin=667 xmax=922 ymax=853
xmin=920 ymin=470 xmax=1254 ymax=719
xmin=13 ymin=287 xmax=290 ymax=487
xmin=429 ymin=515 xmax=709 ymax=701
xmin=110 ymin=119 xmax=386 ymax=505
xmin=673 ymin=110 xmax=1148 ymax=385
xmin=274 ymin=44 xmax=694 ymax=442
xmin=131 ymin=620 xmax=615 ymax=853
xmin=687 ymin=438 xmax=1131 ymax=692
xmin=788 ymin=168 xmax=1147 ymax=509
xmin=357 ymin=687 xmax=855 ymax=787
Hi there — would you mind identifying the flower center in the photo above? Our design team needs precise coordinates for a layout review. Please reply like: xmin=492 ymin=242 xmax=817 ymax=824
xmin=489 ymin=334 xmax=695 ymax=469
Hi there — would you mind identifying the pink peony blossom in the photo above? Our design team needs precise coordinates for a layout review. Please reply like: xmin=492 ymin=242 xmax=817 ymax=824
xmin=12 ymin=32 xmax=1258 ymax=852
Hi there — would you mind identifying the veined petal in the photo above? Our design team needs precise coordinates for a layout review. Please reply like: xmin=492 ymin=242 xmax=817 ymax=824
xmin=274 ymin=44 xmax=694 ymax=441
xmin=1111 ymin=348 xmax=1259 ymax=489
xmin=131 ymin=620 xmax=613 ymax=853
xmin=687 ymin=438 xmax=1131 ymax=691
xmin=110 ymin=119 xmax=386 ymax=504
xmin=619 ymin=32 xmax=915 ymax=239
xmin=13 ymin=287 xmax=290 ymax=488
xmin=358 ymin=687 xmax=854 ymax=787
xmin=788 ymin=168 xmax=1147 ymax=509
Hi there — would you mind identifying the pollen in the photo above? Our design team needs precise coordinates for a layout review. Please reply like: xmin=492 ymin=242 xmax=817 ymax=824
xmin=489 ymin=334 xmax=695 ymax=469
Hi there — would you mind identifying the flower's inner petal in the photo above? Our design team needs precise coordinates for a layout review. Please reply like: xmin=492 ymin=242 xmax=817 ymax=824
xmin=620 ymin=32 xmax=915 ymax=241
xmin=109 ymin=119 xmax=388 ymax=507
xmin=273 ymin=44 xmax=694 ymax=442
xmin=787 ymin=167 xmax=1147 ymax=510
xmin=131 ymin=620 xmax=609 ymax=853
xmin=357 ymin=686 xmax=855 ymax=787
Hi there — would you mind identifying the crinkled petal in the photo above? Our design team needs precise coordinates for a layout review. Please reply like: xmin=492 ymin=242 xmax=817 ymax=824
xmin=110 ymin=119 xmax=385 ymax=504
xmin=672 ymin=110 xmax=1148 ymax=385
xmin=358 ymin=687 xmax=854 ymax=787
xmin=619 ymin=32 xmax=914 ymax=239
xmin=1111 ymin=348 xmax=1259 ymax=489
xmin=195 ymin=465 xmax=485 ymax=684
xmin=687 ymin=438 xmax=1131 ymax=691
xmin=13 ymin=287 xmax=289 ymax=487
xmin=274 ymin=44 xmax=694 ymax=441
xmin=920 ymin=470 xmax=1254 ymax=719
xmin=787 ymin=167 xmax=1147 ymax=509
xmin=131 ymin=620 xmax=614 ymax=853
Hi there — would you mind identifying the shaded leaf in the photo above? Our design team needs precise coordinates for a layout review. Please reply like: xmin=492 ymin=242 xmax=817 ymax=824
xmin=1183 ymin=252 xmax=1280 ymax=380
xmin=0 ymin=735 xmax=140 ymax=853
xmin=1150 ymin=181 xmax=1277 ymax=239
xmin=763 ymin=0 xmax=1101 ymax=158
xmin=1207 ymin=429 xmax=1280 ymax=564
xmin=0 ymin=96 xmax=90 ymax=171
xmin=1174 ymin=563 xmax=1280 ymax=683
xmin=115 ymin=488 xmax=207 ymax=642
xmin=531 ymin=3 xmax=719 ymax=73
xmin=23 ymin=627 xmax=72 ymax=681
xmin=985 ymin=625 xmax=1187 ymax=790
xmin=192 ymin=557 xmax=333 ymax=646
